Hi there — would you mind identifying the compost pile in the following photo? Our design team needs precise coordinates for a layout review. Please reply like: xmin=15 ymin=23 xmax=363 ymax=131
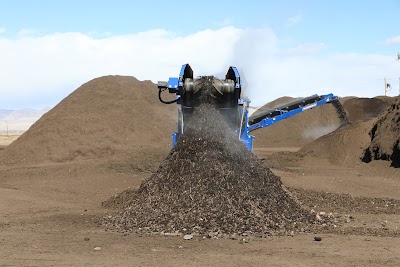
xmin=362 ymin=96 xmax=400 ymax=167
xmin=0 ymin=76 xmax=175 ymax=170
xmin=296 ymin=119 xmax=374 ymax=166
xmin=342 ymin=97 xmax=390 ymax=122
xmin=104 ymin=77 xmax=315 ymax=235
xmin=252 ymin=96 xmax=341 ymax=148
xmin=273 ymin=97 xmax=393 ymax=167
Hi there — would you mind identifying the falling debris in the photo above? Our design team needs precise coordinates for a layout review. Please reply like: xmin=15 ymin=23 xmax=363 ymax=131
xmin=104 ymin=77 xmax=315 ymax=236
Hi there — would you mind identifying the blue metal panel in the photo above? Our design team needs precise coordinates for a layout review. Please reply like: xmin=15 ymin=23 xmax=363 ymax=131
xmin=169 ymin=65 xmax=189 ymax=148
xmin=168 ymin=77 xmax=179 ymax=91
xmin=230 ymin=66 xmax=241 ymax=88
xmin=240 ymin=135 xmax=254 ymax=150
xmin=231 ymin=67 xmax=240 ymax=78
xmin=178 ymin=64 xmax=193 ymax=87
xmin=236 ymin=105 xmax=255 ymax=151
xmin=171 ymin=132 xmax=178 ymax=148
xmin=179 ymin=64 xmax=189 ymax=78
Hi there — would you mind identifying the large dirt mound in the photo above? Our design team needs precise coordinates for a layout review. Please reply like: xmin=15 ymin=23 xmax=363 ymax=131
xmin=252 ymin=96 xmax=393 ymax=150
xmin=362 ymin=97 xmax=400 ymax=167
xmin=297 ymin=120 xmax=375 ymax=166
xmin=342 ymin=97 xmax=390 ymax=122
xmin=252 ymin=96 xmax=295 ymax=114
xmin=0 ymin=76 xmax=176 ymax=168
xmin=104 ymin=77 xmax=315 ymax=235
xmin=297 ymin=97 xmax=394 ymax=166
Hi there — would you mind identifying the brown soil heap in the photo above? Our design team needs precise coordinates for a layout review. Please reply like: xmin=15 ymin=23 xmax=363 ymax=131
xmin=0 ymin=76 xmax=175 ymax=169
xmin=297 ymin=119 xmax=375 ymax=166
xmin=252 ymin=97 xmax=341 ymax=148
xmin=362 ymin=97 xmax=400 ymax=167
xmin=252 ymin=96 xmax=393 ymax=149
xmin=267 ymin=97 xmax=394 ymax=167
xmin=104 ymin=77 xmax=314 ymax=235
xmin=342 ymin=97 xmax=390 ymax=122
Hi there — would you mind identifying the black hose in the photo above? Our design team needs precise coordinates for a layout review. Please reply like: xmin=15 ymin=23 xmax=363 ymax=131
xmin=159 ymin=88 xmax=178 ymax=104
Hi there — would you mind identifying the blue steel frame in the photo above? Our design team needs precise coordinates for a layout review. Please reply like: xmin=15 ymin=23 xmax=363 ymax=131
xmin=247 ymin=94 xmax=338 ymax=132
xmin=238 ymin=93 xmax=338 ymax=151
xmin=167 ymin=77 xmax=179 ymax=91
xmin=237 ymin=104 xmax=254 ymax=150
xmin=229 ymin=66 xmax=241 ymax=89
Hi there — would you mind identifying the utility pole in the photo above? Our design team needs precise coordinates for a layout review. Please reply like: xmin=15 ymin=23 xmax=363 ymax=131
xmin=397 ymin=52 xmax=400 ymax=95
xmin=384 ymin=77 xmax=387 ymax=96
xmin=383 ymin=77 xmax=392 ymax=96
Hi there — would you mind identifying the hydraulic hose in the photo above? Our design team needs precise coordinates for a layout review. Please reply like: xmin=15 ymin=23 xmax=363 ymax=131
xmin=158 ymin=88 xmax=178 ymax=104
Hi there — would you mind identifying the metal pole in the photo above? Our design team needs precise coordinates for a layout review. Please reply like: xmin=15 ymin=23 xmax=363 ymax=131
xmin=384 ymin=77 xmax=387 ymax=96
xmin=397 ymin=52 xmax=400 ymax=95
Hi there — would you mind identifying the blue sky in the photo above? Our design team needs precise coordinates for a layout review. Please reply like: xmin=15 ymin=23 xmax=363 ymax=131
xmin=0 ymin=0 xmax=399 ymax=109
xmin=1 ymin=0 xmax=397 ymax=51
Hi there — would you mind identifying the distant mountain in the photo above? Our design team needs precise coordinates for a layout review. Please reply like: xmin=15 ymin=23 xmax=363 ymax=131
xmin=0 ymin=108 xmax=49 ymax=121
xmin=0 ymin=109 xmax=13 ymax=118
xmin=0 ymin=108 xmax=50 ymax=133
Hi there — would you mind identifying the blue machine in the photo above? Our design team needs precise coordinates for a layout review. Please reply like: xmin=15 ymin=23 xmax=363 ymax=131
xmin=158 ymin=64 xmax=342 ymax=151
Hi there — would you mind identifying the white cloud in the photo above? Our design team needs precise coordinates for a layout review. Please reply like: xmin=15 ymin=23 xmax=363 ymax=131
xmin=384 ymin=35 xmax=400 ymax=45
xmin=17 ymin=28 xmax=39 ymax=36
xmin=214 ymin=17 xmax=234 ymax=27
xmin=286 ymin=15 xmax=302 ymax=27
xmin=0 ymin=27 xmax=6 ymax=34
xmin=282 ymin=42 xmax=327 ymax=56
xmin=0 ymin=27 xmax=398 ymax=109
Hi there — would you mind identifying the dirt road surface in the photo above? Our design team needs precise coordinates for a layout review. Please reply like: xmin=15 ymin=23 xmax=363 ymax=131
xmin=1 ymin=146 xmax=399 ymax=266
xmin=0 ymin=79 xmax=398 ymax=266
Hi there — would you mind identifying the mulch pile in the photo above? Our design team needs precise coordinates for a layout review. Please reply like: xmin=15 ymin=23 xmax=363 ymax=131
xmin=297 ymin=119 xmax=375 ymax=166
xmin=291 ymin=187 xmax=400 ymax=215
xmin=362 ymin=96 xmax=400 ymax=167
xmin=104 ymin=77 xmax=316 ymax=235
xmin=342 ymin=97 xmax=390 ymax=123
xmin=252 ymin=97 xmax=341 ymax=148
xmin=0 ymin=76 xmax=176 ymax=170
xmin=273 ymin=97 xmax=395 ymax=167
xmin=252 ymin=96 xmax=394 ymax=149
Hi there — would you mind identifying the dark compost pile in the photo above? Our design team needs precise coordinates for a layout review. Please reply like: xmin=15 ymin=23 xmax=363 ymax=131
xmin=104 ymin=77 xmax=315 ymax=235
xmin=362 ymin=96 xmax=400 ymax=167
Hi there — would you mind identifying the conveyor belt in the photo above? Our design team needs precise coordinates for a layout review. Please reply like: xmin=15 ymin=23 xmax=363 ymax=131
xmin=248 ymin=95 xmax=322 ymax=125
